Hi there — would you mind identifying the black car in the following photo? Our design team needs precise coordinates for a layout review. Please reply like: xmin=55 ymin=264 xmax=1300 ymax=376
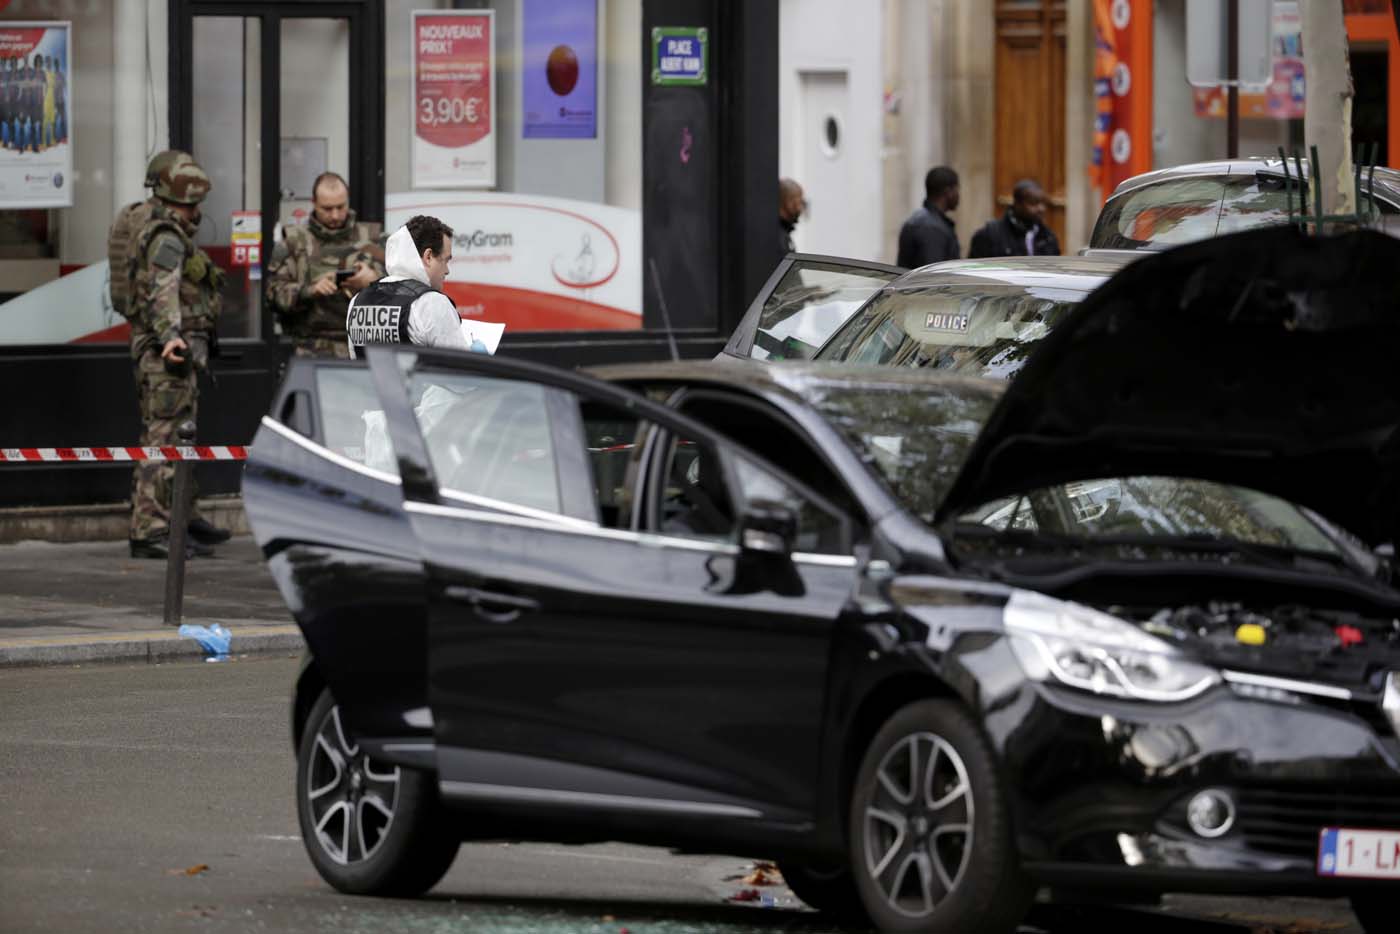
xmin=245 ymin=228 xmax=1400 ymax=933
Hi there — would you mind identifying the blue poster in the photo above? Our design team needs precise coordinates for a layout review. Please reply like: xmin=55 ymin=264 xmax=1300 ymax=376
xmin=522 ymin=0 xmax=597 ymax=140
xmin=520 ymin=0 xmax=596 ymax=140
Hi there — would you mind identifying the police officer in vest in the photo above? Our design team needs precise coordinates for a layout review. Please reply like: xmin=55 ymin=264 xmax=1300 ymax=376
xmin=346 ymin=214 xmax=480 ymax=357
xmin=126 ymin=153 xmax=230 ymax=558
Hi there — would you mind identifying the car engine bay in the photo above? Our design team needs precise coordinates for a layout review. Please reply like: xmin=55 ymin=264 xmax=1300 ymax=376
xmin=1108 ymin=600 xmax=1400 ymax=689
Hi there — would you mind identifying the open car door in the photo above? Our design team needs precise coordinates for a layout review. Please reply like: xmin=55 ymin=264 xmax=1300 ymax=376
xmin=720 ymin=254 xmax=904 ymax=362
xmin=363 ymin=345 xmax=862 ymax=828
xmin=243 ymin=358 xmax=431 ymax=742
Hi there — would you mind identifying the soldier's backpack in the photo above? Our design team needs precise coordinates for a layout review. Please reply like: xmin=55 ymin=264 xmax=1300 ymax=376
xmin=106 ymin=200 xmax=152 ymax=320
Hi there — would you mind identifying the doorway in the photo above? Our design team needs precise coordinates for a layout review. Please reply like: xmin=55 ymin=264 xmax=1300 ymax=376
xmin=796 ymin=70 xmax=854 ymax=257
xmin=169 ymin=0 xmax=384 ymax=367
xmin=994 ymin=0 xmax=1066 ymax=247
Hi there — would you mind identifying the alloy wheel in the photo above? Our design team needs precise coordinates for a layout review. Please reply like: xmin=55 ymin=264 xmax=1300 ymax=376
xmin=862 ymin=731 xmax=974 ymax=919
xmin=306 ymin=705 xmax=401 ymax=865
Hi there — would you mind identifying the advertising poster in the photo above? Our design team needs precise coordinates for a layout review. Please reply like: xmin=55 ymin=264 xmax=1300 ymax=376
xmin=385 ymin=191 xmax=641 ymax=332
xmin=522 ymin=0 xmax=598 ymax=139
xmin=412 ymin=10 xmax=495 ymax=188
xmin=1193 ymin=1 xmax=1304 ymax=120
xmin=0 ymin=21 xmax=72 ymax=209
xmin=1091 ymin=0 xmax=1152 ymax=199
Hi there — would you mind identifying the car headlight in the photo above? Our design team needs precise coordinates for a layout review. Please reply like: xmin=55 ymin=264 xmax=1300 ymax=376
xmin=1004 ymin=590 xmax=1219 ymax=702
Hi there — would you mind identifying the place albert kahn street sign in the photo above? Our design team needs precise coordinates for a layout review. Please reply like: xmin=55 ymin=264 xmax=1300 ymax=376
xmin=652 ymin=27 xmax=707 ymax=86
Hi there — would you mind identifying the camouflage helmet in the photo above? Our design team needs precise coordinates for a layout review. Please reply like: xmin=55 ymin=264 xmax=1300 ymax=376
xmin=154 ymin=153 xmax=212 ymax=205
xmin=144 ymin=150 xmax=189 ymax=188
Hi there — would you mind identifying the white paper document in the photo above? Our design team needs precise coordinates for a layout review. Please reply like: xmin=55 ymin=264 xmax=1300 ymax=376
xmin=460 ymin=319 xmax=506 ymax=355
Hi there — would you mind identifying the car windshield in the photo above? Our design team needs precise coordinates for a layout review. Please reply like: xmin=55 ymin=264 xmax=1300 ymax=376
xmin=813 ymin=283 xmax=1085 ymax=379
xmin=956 ymin=477 xmax=1345 ymax=562
xmin=802 ymin=376 xmax=1003 ymax=520
xmin=800 ymin=376 xmax=1346 ymax=563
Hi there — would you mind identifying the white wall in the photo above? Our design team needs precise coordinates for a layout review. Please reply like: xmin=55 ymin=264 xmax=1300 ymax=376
xmin=882 ymin=0 xmax=948 ymax=263
xmin=779 ymin=0 xmax=884 ymax=260
xmin=1152 ymin=0 xmax=1291 ymax=169
xmin=603 ymin=0 xmax=641 ymax=212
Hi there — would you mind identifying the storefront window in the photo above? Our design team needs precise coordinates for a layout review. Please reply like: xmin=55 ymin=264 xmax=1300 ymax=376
xmin=382 ymin=0 xmax=643 ymax=333
xmin=0 ymin=0 xmax=643 ymax=349
xmin=193 ymin=16 xmax=262 ymax=341
xmin=0 ymin=2 xmax=116 ymax=345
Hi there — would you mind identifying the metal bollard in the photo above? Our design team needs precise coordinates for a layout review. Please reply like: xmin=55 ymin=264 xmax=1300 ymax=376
xmin=162 ymin=420 xmax=197 ymax=626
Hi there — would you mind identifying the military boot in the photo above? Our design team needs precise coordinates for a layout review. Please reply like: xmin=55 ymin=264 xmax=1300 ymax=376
xmin=188 ymin=517 xmax=232 ymax=545
xmin=129 ymin=535 xmax=214 ymax=559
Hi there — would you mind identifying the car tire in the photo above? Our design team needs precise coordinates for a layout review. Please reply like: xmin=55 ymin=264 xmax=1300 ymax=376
xmin=847 ymin=699 xmax=1031 ymax=933
xmin=296 ymin=689 xmax=459 ymax=896
xmin=1351 ymin=892 xmax=1392 ymax=934
xmin=777 ymin=859 xmax=868 ymax=922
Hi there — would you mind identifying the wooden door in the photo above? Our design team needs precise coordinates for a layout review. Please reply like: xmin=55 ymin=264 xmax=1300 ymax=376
xmin=994 ymin=1 xmax=1067 ymax=247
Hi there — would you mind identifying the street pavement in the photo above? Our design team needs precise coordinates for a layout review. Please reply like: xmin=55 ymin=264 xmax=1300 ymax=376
xmin=0 ymin=656 xmax=1365 ymax=934
xmin=0 ymin=536 xmax=300 ymax=667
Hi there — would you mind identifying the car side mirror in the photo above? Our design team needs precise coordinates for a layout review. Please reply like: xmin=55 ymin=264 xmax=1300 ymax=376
xmin=739 ymin=500 xmax=797 ymax=556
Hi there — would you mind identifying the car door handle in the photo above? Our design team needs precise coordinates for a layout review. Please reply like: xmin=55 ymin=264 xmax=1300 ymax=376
xmin=443 ymin=585 xmax=539 ymax=623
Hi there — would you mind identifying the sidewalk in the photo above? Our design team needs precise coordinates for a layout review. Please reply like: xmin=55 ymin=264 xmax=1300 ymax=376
xmin=0 ymin=535 xmax=302 ymax=667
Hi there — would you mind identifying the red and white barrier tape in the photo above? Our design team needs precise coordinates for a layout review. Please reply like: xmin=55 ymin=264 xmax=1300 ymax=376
xmin=0 ymin=446 xmax=247 ymax=463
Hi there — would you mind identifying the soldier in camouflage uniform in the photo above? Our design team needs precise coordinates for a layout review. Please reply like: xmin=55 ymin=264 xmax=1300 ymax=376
xmin=107 ymin=150 xmax=187 ymax=320
xmin=266 ymin=172 xmax=384 ymax=358
xmin=126 ymin=154 xmax=229 ymax=558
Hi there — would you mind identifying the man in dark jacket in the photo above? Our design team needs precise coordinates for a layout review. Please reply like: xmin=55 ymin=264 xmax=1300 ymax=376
xmin=896 ymin=166 xmax=960 ymax=268
xmin=969 ymin=178 xmax=1061 ymax=258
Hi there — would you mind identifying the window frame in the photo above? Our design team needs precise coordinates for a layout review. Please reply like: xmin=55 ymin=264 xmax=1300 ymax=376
xmin=367 ymin=346 xmax=860 ymax=560
xmin=637 ymin=389 xmax=856 ymax=555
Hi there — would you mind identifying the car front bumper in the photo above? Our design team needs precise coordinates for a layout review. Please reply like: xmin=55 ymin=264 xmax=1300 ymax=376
xmin=986 ymin=665 xmax=1400 ymax=893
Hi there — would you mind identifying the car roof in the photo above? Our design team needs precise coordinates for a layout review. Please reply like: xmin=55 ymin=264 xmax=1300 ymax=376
xmin=1107 ymin=157 xmax=1400 ymax=205
xmin=889 ymin=253 xmax=1134 ymax=294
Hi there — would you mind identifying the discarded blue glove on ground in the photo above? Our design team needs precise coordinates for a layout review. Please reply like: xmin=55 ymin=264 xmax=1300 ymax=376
xmin=178 ymin=623 xmax=231 ymax=661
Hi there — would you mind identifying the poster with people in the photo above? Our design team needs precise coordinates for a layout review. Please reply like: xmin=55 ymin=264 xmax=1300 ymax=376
xmin=0 ymin=21 xmax=71 ymax=208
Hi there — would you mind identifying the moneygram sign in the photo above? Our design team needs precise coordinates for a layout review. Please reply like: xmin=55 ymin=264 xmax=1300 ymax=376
xmin=386 ymin=191 xmax=641 ymax=331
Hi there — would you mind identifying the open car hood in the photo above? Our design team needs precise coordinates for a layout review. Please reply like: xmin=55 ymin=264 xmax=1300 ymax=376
xmin=938 ymin=227 xmax=1400 ymax=547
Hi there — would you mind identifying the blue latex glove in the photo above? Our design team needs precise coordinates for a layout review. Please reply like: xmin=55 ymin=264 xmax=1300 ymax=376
xmin=469 ymin=338 xmax=489 ymax=354
xmin=178 ymin=623 xmax=231 ymax=661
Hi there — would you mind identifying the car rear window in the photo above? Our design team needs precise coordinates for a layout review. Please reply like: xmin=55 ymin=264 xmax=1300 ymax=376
xmin=746 ymin=261 xmax=898 ymax=361
xmin=1090 ymin=177 xmax=1228 ymax=249
xmin=1092 ymin=174 xmax=1400 ymax=250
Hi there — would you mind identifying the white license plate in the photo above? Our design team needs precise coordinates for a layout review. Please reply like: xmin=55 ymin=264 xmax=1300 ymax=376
xmin=1318 ymin=828 xmax=1400 ymax=879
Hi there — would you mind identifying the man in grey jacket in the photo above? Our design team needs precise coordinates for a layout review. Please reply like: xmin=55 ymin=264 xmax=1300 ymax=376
xmin=896 ymin=166 xmax=961 ymax=269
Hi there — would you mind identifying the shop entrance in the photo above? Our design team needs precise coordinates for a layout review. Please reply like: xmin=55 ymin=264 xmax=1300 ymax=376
xmin=169 ymin=0 xmax=385 ymax=365
xmin=158 ymin=0 xmax=386 ymax=497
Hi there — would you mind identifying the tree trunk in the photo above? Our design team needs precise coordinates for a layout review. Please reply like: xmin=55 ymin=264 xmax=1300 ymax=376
xmin=1302 ymin=0 xmax=1355 ymax=229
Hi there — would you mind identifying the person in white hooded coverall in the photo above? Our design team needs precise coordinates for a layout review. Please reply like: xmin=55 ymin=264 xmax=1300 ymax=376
xmin=348 ymin=214 xmax=498 ymax=470
xmin=345 ymin=213 xmax=488 ymax=357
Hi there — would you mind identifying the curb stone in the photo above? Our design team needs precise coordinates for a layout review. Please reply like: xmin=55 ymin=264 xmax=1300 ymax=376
xmin=0 ymin=625 xmax=303 ymax=668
